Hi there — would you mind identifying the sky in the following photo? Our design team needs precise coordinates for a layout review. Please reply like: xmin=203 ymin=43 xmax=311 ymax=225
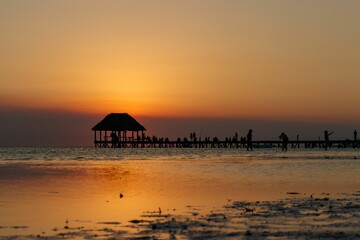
xmin=1 ymin=1 xmax=359 ymax=146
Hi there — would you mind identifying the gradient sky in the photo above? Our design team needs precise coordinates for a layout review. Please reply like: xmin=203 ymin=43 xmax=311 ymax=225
xmin=1 ymin=1 xmax=360 ymax=145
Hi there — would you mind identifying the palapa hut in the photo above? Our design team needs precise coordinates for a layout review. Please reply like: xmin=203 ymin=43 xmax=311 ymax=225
xmin=92 ymin=113 xmax=146 ymax=148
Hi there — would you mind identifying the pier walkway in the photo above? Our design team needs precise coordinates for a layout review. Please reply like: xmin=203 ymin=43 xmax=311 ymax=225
xmin=94 ymin=139 xmax=360 ymax=149
xmin=92 ymin=113 xmax=359 ymax=150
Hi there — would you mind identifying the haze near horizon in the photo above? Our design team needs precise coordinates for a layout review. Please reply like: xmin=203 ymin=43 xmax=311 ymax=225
xmin=1 ymin=1 xmax=359 ymax=146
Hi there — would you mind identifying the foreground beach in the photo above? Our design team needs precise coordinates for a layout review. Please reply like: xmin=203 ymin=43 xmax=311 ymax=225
xmin=1 ymin=193 xmax=360 ymax=239
xmin=0 ymin=148 xmax=360 ymax=239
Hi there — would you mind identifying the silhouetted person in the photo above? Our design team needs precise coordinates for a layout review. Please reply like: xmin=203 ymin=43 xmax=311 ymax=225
xmin=354 ymin=130 xmax=358 ymax=141
xmin=246 ymin=129 xmax=253 ymax=151
xmin=110 ymin=131 xmax=117 ymax=147
xmin=142 ymin=132 xmax=146 ymax=141
xmin=279 ymin=132 xmax=289 ymax=151
xmin=324 ymin=130 xmax=334 ymax=150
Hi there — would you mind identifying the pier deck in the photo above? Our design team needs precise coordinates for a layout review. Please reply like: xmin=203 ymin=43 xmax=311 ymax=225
xmin=94 ymin=140 xmax=360 ymax=149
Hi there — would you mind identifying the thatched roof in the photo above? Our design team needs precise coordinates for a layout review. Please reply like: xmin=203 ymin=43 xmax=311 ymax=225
xmin=92 ymin=113 xmax=146 ymax=131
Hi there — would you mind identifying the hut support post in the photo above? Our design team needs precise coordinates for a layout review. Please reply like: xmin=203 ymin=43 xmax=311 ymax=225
xmin=132 ymin=131 xmax=134 ymax=147
xmin=136 ymin=131 xmax=138 ymax=147
xmin=142 ymin=130 xmax=144 ymax=148
xmin=117 ymin=131 xmax=120 ymax=148
xmin=120 ymin=131 xmax=123 ymax=147
xmin=94 ymin=130 xmax=97 ymax=148
xmin=100 ymin=131 xmax=102 ymax=148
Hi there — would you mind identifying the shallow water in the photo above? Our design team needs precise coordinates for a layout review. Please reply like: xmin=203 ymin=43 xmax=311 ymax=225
xmin=0 ymin=147 xmax=360 ymax=238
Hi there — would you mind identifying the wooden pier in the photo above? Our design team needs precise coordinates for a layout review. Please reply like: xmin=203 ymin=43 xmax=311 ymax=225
xmin=92 ymin=113 xmax=359 ymax=150
xmin=94 ymin=139 xmax=360 ymax=149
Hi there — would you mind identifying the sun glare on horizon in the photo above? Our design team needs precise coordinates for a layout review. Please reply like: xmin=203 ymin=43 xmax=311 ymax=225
xmin=1 ymin=1 xmax=359 ymax=122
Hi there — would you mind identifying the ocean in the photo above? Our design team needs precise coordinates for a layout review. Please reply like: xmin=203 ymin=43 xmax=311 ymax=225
xmin=1 ymin=147 xmax=360 ymax=239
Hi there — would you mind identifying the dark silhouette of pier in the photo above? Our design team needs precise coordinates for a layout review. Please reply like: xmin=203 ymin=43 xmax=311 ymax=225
xmin=94 ymin=138 xmax=360 ymax=149
xmin=92 ymin=113 xmax=360 ymax=150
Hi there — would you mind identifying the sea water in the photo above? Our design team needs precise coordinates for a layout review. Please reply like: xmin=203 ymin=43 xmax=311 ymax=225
xmin=0 ymin=147 xmax=360 ymax=237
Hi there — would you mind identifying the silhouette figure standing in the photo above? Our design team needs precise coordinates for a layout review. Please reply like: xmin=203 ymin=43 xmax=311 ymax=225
xmin=324 ymin=130 xmax=334 ymax=150
xmin=279 ymin=132 xmax=289 ymax=151
xmin=246 ymin=129 xmax=253 ymax=151
xmin=354 ymin=130 xmax=357 ymax=141
xmin=110 ymin=131 xmax=117 ymax=147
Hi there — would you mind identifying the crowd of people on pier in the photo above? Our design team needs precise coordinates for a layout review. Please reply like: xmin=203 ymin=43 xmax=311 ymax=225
xmin=106 ymin=129 xmax=359 ymax=151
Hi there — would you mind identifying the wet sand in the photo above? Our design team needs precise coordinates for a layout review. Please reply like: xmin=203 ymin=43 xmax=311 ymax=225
xmin=1 ymin=193 xmax=360 ymax=239
xmin=120 ymin=193 xmax=360 ymax=239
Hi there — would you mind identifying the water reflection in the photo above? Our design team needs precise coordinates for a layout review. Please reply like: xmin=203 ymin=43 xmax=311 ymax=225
xmin=0 ymin=150 xmax=360 ymax=237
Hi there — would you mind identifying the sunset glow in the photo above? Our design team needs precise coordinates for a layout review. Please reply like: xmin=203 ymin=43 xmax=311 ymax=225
xmin=1 ymin=1 xmax=360 ymax=123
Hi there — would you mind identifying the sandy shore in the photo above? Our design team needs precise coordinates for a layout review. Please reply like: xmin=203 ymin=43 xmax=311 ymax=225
xmin=1 ymin=192 xmax=360 ymax=239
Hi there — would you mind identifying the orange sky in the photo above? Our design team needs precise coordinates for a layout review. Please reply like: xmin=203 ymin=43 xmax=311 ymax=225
xmin=1 ymin=1 xmax=360 ymax=122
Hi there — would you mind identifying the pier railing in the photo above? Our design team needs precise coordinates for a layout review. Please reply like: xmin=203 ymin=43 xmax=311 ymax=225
xmin=94 ymin=139 xmax=360 ymax=149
